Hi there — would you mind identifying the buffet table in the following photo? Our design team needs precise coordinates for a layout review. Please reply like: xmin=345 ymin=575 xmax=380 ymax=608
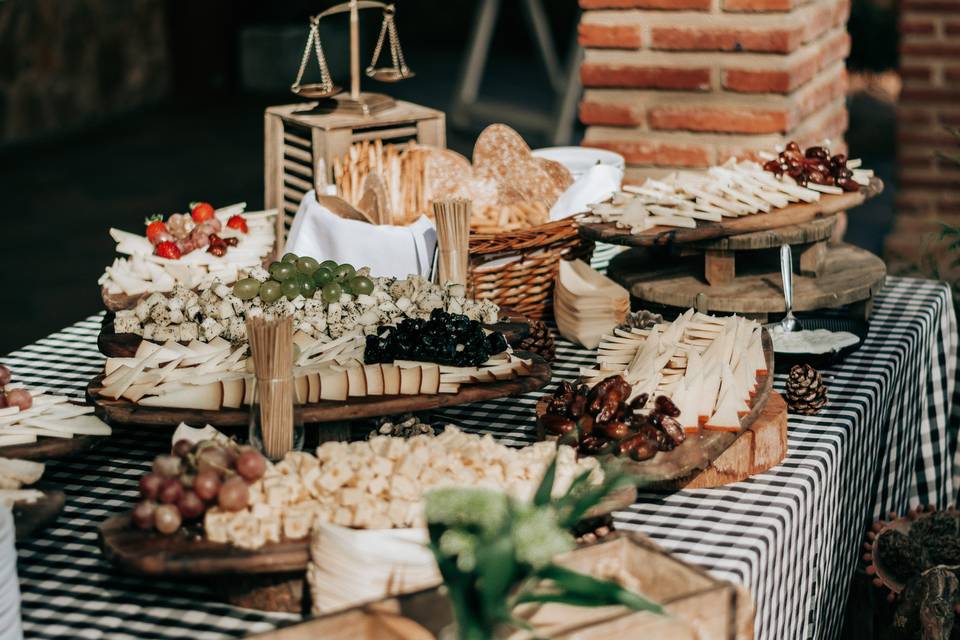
xmin=5 ymin=276 xmax=957 ymax=640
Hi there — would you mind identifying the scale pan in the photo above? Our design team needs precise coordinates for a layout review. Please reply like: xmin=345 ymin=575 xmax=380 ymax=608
xmin=292 ymin=83 xmax=342 ymax=99
xmin=365 ymin=68 xmax=415 ymax=83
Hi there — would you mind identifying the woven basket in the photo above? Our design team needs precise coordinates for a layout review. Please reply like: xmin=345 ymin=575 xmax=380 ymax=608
xmin=468 ymin=218 xmax=593 ymax=320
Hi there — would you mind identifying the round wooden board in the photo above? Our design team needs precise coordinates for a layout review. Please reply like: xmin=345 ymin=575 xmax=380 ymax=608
xmin=88 ymin=352 xmax=551 ymax=428
xmin=684 ymin=215 xmax=837 ymax=252
xmin=14 ymin=491 xmax=65 ymax=541
xmin=609 ymin=242 xmax=886 ymax=315
xmin=98 ymin=485 xmax=637 ymax=578
xmin=0 ymin=436 xmax=100 ymax=461
xmin=98 ymin=309 xmax=532 ymax=358
xmin=578 ymin=177 xmax=882 ymax=248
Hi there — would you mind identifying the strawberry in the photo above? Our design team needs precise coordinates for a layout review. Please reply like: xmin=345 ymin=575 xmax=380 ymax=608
xmin=154 ymin=241 xmax=182 ymax=260
xmin=190 ymin=201 xmax=215 ymax=223
xmin=145 ymin=216 xmax=168 ymax=244
xmin=226 ymin=214 xmax=248 ymax=234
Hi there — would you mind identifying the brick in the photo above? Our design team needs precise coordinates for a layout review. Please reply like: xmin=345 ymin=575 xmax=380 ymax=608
xmin=944 ymin=67 xmax=960 ymax=82
xmin=899 ymin=174 xmax=960 ymax=191
xmin=901 ymin=65 xmax=933 ymax=82
xmin=901 ymin=0 xmax=960 ymax=12
xmin=651 ymin=26 xmax=802 ymax=53
xmin=722 ymin=29 xmax=850 ymax=93
xmin=581 ymin=63 xmax=712 ymax=90
xmin=898 ymin=108 xmax=934 ymax=125
xmin=901 ymin=88 xmax=960 ymax=104
xmin=946 ymin=22 xmax=960 ymax=35
xmin=580 ymin=0 xmax=711 ymax=8
xmin=723 ymin=0 xmax=797 ymax=12
xmin=579 ymin=23 xmax=643 ymax=49
xmin=900 ymin=155 xmax=936 ymax=169
xmin=938 ymin=111 xmax=960 ymax=126
xmin=579 ymin=100 xmax=645 ymax=126
xmin=648 ymin=105 xmax=790 ymax=133
xmin=583 ymin=139 xmax=713 ymax=167
xmin=901 ymin=42 xmax=960 ymax=57
xmin=832 ymin=0 xmax=851 ymax=27
xmin=898 ymin=128 xmax=960 ymax=146
xmin=900 ymin=19 xmax=936 ymax=34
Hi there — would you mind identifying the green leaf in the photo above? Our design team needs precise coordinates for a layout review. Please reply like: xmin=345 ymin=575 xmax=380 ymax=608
xmin=559 ymin=473 xmax=636 ymax=529
xmin=535 ymin=564 xmax=665 ymax=615
xmin=475 ymin=534 xmax=518 ymax=622
xmin=533 ymin=457 xmax=557 ymax=507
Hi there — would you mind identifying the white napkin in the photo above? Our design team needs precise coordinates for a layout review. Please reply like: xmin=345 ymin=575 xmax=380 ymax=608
xmin=0 ymin=507 xmax=22 ymax=640
xmin=285 ymin=191 xmax=437 ymax=279
xmin=549 ymin=164 xmax=624 ymax=221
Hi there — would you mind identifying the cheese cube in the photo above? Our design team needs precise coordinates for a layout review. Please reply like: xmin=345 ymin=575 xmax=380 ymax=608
xmin=178 ymin=322 xmax=199 ymax=342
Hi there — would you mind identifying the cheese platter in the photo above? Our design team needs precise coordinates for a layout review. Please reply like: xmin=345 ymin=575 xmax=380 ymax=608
xmin=537 ymin=310 xmax=780 ymax=488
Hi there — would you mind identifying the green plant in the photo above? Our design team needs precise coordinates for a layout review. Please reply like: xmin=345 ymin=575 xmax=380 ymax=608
xmin=425 ymin=458 xmax=663 ymax=640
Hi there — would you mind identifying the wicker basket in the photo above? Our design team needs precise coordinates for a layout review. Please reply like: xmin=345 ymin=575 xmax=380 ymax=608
xmin=468 ymin=218 xmax=593 ymax=320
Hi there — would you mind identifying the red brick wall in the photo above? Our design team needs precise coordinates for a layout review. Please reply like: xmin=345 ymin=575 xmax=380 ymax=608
xmin=577 ymin=0 xmax=852 ymax=181
xmin=886 ymin=0 xmax=960 ymax=266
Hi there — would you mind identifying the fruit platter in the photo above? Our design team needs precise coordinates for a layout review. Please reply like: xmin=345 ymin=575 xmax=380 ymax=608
xmin=578 ymin=141 xmax=883 ymax=247
xmin=99 ymin=201 xmax=278 ymax=311
xmin=89 ymin=253 xmax=549 ymax=427
xmin=100 ymin=424 xmax=636 ymax=577
xmin=537 ymin=309 xmax=774 ymax=486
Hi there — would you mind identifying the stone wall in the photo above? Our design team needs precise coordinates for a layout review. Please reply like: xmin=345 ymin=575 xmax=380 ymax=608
xmin=577 ymin=0 xmax=851 ymax=182
xmin=0 ymin=0 xmax=171 ymax=145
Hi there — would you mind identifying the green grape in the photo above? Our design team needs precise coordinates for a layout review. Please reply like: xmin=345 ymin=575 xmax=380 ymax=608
xmin=268 ymin=260 xmax=282 ymax=272
xmin=349 ymin=275 xmax=374 ymax=295
xmin=319 ymin=260 xmax=338 ymax=271
xmin=296 ymin=256 xmax=320 ymax=275
xmin=269 ymin=262 xmax=296 ymax=282
xmin=340 ymin=281 xmax=353 ymax=296
xmin=299 ymin=275 xmax=317 ymax=298
xmin=321 ymin=282 xmax=343 ymax=303
xmin=334 ymin=263 xmax=356 ymax=282
xmin=311 ymin=266 xmax=334 ymax=287
xmin=281 ymin=252 xmax=299 ymax=264
xmin=232 ymin=278 xmax=260 ymax=300
xmin=259 ymin=280 xmax=282 ymax=303
xmin=281 ymin=279 xmax=301 ymax=301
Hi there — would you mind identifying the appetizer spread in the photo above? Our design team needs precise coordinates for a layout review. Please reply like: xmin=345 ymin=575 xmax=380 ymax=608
xmin=581 ymin=142 xmax=871 ymax=234
xmin=124 ymin=427 xmax=601 ymax=549
xmin=0 ymin=457 xmax=45 ymax=508
xmin=540 ymin=310 xmax=767 ymax=459
xmin=99 ymin=202 xmax=277 ymax=309
xmin=333 ymin=124 xmax=573 ymax=232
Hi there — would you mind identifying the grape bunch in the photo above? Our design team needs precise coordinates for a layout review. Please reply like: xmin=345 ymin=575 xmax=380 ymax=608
xmin=0 ymin=364 xmax=32 ymax=411
xmin=131 ymin=439 xmax=267 ymax=535
xmin=232 ymin=252 xmax=374 ymax=304
xmin=762 ymin=141 xmax=859 ymax=192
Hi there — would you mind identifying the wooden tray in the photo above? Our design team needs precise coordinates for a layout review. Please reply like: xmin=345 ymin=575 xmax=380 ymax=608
xmin=88 ymin=352 xmax=551 ymax=428
xmin=97 ymin=309 xmax=532 ymax=358
xmin=578 ymin=177 xmax=883 ymax=248
xmin=14 ymin=491 xmax=65 ymax=541
xmin=539 ymin=330 xmax=776 ymax=489
xmin=0 ymin=436 xmax=100 ymax=461
xmin=98 ymin=485 xmax=637 ymax=578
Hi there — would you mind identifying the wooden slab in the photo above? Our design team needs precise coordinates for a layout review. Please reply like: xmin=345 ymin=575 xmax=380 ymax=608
xmin=98 ymin=485 xmax=637 ymax=578
xmin=88 ymin=352 xmax=551 ymax=428
xmin=14 ymin=491 xmax=65 ymax=541
xmin=97 ymin=309 xmax=532 ymax=358
xmin=579 ymin=177 xmax=882 ymax=248
xmin=683 ymin=215 xmax=837 ymax=252
xmin=0 ymin=436 xmax=100 ymax=461
xmin=609 ymin=242 xmax=886 ymax=315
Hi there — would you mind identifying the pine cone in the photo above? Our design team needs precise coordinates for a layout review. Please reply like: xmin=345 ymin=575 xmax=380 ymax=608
xmin=617 ymin=310 xmax=663 ymax=332
xmin=785 ymin=364 xmax=828 ymax=415
xmin=517 ymin=320 xmax=556 ymax=362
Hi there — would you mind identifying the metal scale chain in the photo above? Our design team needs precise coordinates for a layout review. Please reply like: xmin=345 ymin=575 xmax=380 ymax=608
xmin=366 ymin=8 xmax=410 ymax=79
xmin=291 ymin=17 xmax=335 ymax=94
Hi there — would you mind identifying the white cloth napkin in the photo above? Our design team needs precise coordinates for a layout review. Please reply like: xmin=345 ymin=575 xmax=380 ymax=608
xmin=549 ymin=163 xmax=624 ymax=221
xmin=0 ymin=507 xmax=22 ymax=640
xmin=285 ymin=191 xmax=437 ymax=279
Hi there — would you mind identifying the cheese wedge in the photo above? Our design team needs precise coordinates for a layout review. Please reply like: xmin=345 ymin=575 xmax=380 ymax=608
xmin=222 ymin=378 xmax=244 ymax=409
xmin=346 ymin=366 xmax=367 ymax=397
xmin=139 ymin=383 xmax=223 ymax=411
xmin=319 ymin=370 xmax=348 ymax=402
xmin=294 ymin=375 xmax=309 ymax=404
xmin=364 ymin=364 xmax=384 ymax=396
xmin=419 ymin=365 xmax=440 ymax=394
xmin=381 ymin=364 xmax=400 ymax=395
xmin=306 ymin=372 xmax=321 ymax=403
xmin=399 ymin=367 xmax=422 ymax=395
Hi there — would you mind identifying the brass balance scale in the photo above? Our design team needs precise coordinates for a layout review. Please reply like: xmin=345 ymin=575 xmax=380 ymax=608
xmin=291 ymin=0 xmax=414 ymax=116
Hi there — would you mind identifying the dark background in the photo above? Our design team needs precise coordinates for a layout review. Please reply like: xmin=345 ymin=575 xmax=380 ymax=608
xmin=0 ymin=0 xmax=896 ymax=354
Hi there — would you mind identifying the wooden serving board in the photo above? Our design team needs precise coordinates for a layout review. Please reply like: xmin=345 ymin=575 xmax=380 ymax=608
xmin=0 ymin=436 xmax=100 ymax=461
xmin=88 ymin=352 xmax=551 ymax=428
xmin=99 ymin=485 xmax=637 ymax=578
xmin=97 ymin=309 xmax=532 ymax=358
xmin=14 ymin=491 xmax=65 ymax=541
xmin=578 ymin=177 xmax=883 ymax=248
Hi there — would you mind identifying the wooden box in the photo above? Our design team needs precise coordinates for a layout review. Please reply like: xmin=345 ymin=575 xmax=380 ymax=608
xmin=264 ymin=101 xmax=446 ymax=243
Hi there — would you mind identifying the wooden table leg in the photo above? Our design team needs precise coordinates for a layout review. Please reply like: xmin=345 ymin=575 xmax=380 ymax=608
xmin=798 ymin=240 xmax=828 ymax=277
xmin=704 ymin=250 xmax=736 ymax=285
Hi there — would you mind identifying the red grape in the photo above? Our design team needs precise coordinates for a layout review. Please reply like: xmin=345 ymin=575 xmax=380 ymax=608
xmin=139 ymin=473 xmax=163 ymax=500
xmin=152 ymin=455 xmax=181 ymax=478
xmin=235 ymin=449 xmax=266 ymax=482
xmin=177 ymin=490 xmax=206 ymax=521
xmin=193 ymin=469 xmax=221 ymax=502
xmin=0 ymin=364 xmax=10 ymax=387
xmin=0 ymin=394 xmax=7 ymax=409
xmin=154 ymin=504 xmax=182 ymax=535
xmin=172 ymin=439 xmax=193 ymax=458
xmin=131 ymin=500 xmax=157 ymax=530
xmin=218 ymin=477 xmax=250 ymax=512
xmin=158 ymin=477 xmax=184 ymax=504
xmin=5 ymin=388 xmax=32 ymax=411
xmin=196 ymin=446 xmax=230 ymax=474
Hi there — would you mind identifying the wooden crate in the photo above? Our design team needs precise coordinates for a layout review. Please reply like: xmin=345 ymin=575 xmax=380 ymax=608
xmin=264 ymin=101 xmax=446 ymax=247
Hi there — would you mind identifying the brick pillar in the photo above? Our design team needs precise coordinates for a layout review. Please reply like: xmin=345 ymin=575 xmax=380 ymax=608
xmin=577 ymin=0 xmax=852 ymax=183
xmin=885 ymin=0 xmax=960 ymax=268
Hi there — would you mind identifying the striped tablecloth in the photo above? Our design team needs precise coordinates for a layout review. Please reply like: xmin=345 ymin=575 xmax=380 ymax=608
xmin=4 ymin=276 xmax=957 ymax=640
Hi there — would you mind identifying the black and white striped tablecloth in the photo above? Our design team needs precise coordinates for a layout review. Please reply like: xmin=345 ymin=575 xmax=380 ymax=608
xmin=3 ymin=276 xmax=957 ymax=640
